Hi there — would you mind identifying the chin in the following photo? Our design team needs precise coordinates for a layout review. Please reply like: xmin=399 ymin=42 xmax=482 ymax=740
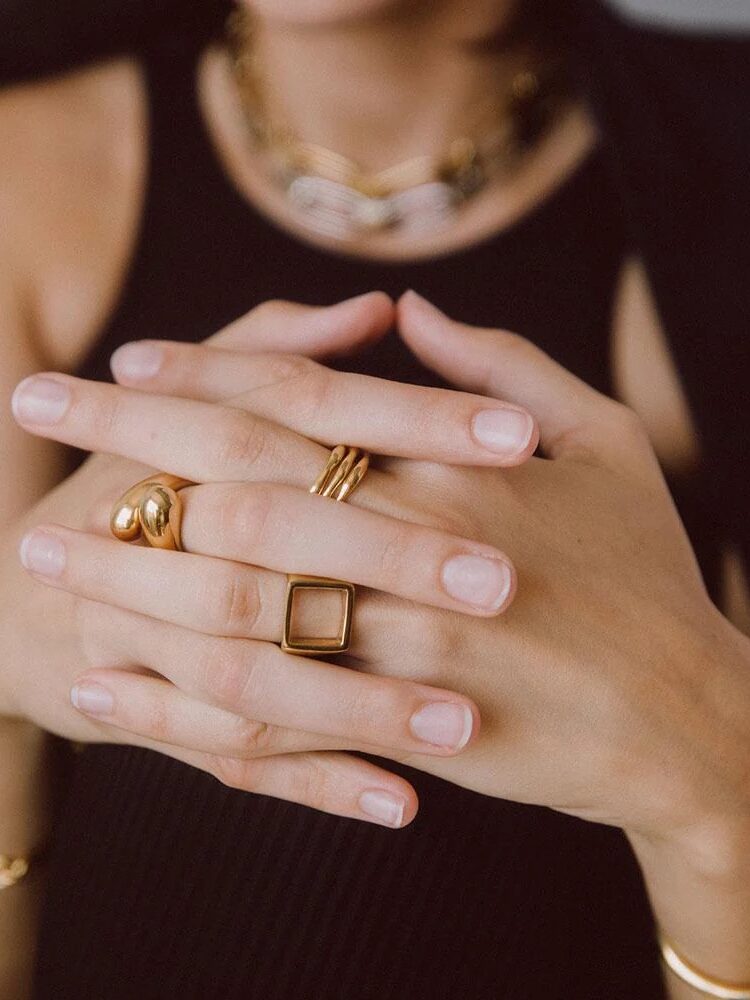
xmin=240 ymin=0 xmax=406 ymax=27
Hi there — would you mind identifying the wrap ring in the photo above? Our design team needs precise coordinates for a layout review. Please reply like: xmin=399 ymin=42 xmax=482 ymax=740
xmin=110 ymin=473 xmax=193 ymax=551
xmin=281 ymin=445 xmax=370 ymax=656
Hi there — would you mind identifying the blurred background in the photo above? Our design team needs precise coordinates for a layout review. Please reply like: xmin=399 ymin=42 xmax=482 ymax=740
xmin=612 ymin=0 xmax=750 ymax=29
xmin=0 ymin=0 xmax=747 ymax=87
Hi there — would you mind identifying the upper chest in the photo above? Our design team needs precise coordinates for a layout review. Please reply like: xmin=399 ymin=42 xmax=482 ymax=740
xmin=21 ymin=57 xmax=698 ymax=478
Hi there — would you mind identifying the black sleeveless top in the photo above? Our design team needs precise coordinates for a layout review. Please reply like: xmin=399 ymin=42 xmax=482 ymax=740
xmin=32 ymin=8 xmax=749 ymax=1000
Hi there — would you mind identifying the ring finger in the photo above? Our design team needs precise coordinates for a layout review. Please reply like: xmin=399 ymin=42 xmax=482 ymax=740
xmin=82 ymin=604 xmax=478 ymax=758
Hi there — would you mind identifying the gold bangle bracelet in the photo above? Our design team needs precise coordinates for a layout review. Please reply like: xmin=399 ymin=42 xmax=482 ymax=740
xmin=659 ymin=933 xmax=750 ymax=999
xmin=0 ymin=854 xmax=32 ymax=891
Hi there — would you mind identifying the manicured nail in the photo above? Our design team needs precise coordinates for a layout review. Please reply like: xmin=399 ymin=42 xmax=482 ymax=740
xmin=11 ymin=377 xmax=71 ymax=425
xmin=358 ymin=789 xmax=405 ymax=828
xmin=111 ymin=342 xmax=163 ymax=381
xmin=409 ymin=702 xmax=474 ymax=751
xmin=441 ymin=553 xmax=512 ymax=611
xmin=70 ymin=683 xmax=115 ymax=718
xmin=19 ymin=530 xmax=66 ymax=578
xmin=472 ymin=408 xmax=534 ymax=455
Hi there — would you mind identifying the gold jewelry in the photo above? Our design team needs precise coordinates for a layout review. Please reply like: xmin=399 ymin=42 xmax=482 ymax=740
xmin=309 ymin=445 xmax=369 ymax=502
xmin=226 ymin=9 xmax=569 ymax=240
xmin=281 ymin=575 xmax=355 ymax=656
xmin=0 ymin=852 xmax=37 ymax=890
xmin=281 ymin=446 xmax=369 ymax=656
xmin=111 ymin=474 xmax=193 ymax=552
xmin=659 ymin=933 xmax=750 ymax=999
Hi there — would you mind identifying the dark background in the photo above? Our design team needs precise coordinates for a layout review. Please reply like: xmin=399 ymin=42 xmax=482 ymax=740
xmin=0 ymin=1 xmax=226 ymax=84
xmin=2 ymin=1 xmax=746 ymax=87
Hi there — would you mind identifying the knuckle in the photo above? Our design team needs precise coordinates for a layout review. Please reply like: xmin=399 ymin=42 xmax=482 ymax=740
xmin=144 ymin=695 xmax=171 ymax=743
xmin=288 ymin=362 xmax=333 ymax=423
xmin=210 ymin=754 xmax=254 ymax=791
xmin=288 ymin=758 xmax=330 ymax=810
xmin=212 ymin=567 xmax=262 ymax=636
xmin=227 ymin=717 xmax=274 ymax=758
xmin=219 ymin=483 xmax=275 ymax=544
xmin=377 ymin=521 xmax=416 ymax=585
xmin=217 ymin=411 xmax=272 ymax=473
xmin=205 ymin=641 xmax=263 ymax=716
xmin=347 ymin=680 xmax=403 ymax=737
xmin=257 ymin=353 xmax=331 ymax=422
xmin=88 ymin=389 xmax=125 ymax=440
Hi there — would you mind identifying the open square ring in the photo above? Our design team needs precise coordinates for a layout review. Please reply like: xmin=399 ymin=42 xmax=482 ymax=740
xmin=280 ymin=575 xmax=355 ymax=656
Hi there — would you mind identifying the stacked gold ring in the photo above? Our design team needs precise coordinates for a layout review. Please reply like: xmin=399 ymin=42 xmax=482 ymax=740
xmin=282 ymin=445 xmax=370 ymax=656
xmin=309 ymin=445 xmax=369 ymax=502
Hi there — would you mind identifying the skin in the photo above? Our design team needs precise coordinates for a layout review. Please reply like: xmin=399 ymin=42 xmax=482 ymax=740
xmin=0 ymin=0 xmax=748 ymax=996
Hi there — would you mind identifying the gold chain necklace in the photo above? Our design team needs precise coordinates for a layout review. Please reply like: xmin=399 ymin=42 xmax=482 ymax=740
xmin=226 ymin=9 xmax=563 ymax=240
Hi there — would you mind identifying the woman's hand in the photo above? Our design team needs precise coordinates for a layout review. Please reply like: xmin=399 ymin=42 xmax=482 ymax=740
xmin=101 ymin=290 xmax=750 ymax=986
xmin=24 ymin=289 xmax=750 ymax=844
xmin=13 ymin=289 xmax=750 ymax=844
xmin=7 ymin=296 xmax=542 ymax=829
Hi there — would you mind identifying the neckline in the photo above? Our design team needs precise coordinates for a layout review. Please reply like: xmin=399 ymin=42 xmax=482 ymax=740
xmin=187 ymin=45 xmax=604 ymax=272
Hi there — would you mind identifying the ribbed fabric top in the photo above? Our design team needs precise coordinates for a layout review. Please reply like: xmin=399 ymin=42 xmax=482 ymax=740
xmin=31 ymin=10 xmax=742 ymax=1000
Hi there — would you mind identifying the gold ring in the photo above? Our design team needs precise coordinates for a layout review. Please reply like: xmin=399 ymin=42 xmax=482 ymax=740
xmin=110 ymin=473 xmax=193 ymax=551
xmin=281 ymin=445 xmax=369 ymax=656
xmin=309 ymin=445 xmax=369 ymax=502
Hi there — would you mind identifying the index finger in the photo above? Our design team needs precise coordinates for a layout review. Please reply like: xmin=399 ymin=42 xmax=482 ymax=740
xmin=110 ymin=344 xmax=539 ymax=467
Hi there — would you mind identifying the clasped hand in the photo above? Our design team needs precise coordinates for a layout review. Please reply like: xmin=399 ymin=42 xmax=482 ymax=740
xmin=9 ymin=291 xmax=750 ymax=845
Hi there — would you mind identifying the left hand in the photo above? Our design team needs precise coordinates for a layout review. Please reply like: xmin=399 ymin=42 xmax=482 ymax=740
xmin=13 ymin=292 xmax=750 ymax=850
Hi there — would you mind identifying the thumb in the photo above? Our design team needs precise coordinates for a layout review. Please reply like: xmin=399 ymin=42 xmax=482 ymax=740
xmin=398 ymin=290 xmax=639 ymax=462
xmin=210 ymin=291 xmax=394 ymax=359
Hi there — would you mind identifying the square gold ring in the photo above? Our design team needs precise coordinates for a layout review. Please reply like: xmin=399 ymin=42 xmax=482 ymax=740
xmin=281 ymin=575 xmax=355 ymax=656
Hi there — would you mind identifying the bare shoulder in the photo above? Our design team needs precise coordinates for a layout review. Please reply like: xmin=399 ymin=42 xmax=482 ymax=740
xmin=0 ymin=57 xmax=147 ymax=370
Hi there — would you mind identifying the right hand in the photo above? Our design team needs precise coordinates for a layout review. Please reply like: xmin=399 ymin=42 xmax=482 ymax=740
xmin=0 ymin=293 xmax=403 ymax=804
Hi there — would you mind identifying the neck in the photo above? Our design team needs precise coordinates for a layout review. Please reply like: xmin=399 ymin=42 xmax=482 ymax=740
xmin=246 ymin=1 xmax=523 ymax=171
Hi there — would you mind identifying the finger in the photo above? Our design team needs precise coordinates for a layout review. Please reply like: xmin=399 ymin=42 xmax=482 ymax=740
xmin=205 ymin=292 xmax=394 ymax=358
xmin=182 ymin=481 xmax=516 ymax=615
xmin=11 ymin=374 xmax=326 ymax=487
xmin=111 ymin=346 xmax=538 ymax=467
xmin=19 ymin=525 xmax=285 ymax=641
xmin=93 ymin=606 xmax=480 ymax=758
xmin=69 ymin=670 xmax=366 ymax=758
xmin=181 ymin=746 xmax=419 ymax=828
xmin=398 ymin=290 xmax=652 ymax=464
xmin=99 ymin=725 xmax=418 ymax=828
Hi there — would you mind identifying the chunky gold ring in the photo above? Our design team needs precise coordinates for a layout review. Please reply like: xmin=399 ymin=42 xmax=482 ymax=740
xmin=281 ymin=445 xmax=370 ymax=656
xmin=110 ymin=473 xmax=193 ymax=551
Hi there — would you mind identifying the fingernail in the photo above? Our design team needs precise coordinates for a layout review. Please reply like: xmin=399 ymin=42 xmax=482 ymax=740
xmin=358 ymin=789 xmax=406 ymax=828
xmin=410 ymin=702 xmax=474 ymax=751
xmin=441 ymin=554 xmax=512 ymax=611
xmin=19 ymin=530 xmax=66 ymax=578
xmin=11 ymin=377 xmax=71 ymax=425
xmin=70 ymin=683 xmax=115 ymax=718
xmin=472 ymin=408 xmax=534 ymax=455
xmin=111 ymin=341 xmax=163 ymax=381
